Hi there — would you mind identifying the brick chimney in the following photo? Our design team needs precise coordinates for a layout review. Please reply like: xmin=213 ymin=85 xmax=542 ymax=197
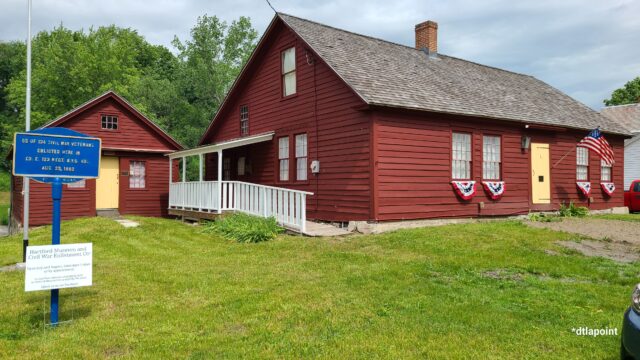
xmin=415 ymin=20 xmax=438 ymax=54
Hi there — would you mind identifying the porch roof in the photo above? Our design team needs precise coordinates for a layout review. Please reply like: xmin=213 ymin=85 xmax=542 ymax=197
xmin=168 ymin=132 xmax=275 ymax=159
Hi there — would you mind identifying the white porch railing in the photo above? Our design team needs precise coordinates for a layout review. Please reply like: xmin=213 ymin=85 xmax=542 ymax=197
xmin=169 ymin=181 xmax=312 ymax=233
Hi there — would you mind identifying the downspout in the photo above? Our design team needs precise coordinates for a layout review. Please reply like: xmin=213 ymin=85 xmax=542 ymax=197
xmin=313 ymin=55 xmax=319 ymax=213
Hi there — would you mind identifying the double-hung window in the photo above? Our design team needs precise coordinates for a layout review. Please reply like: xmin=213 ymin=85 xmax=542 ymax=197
xmin=601 ymin=160 xmax=612 ymax=182
xmin=129 ymin=161 xmax=146 ymax=189
xmin=223 ymin=158 xmax=231 ymax=180
xmin=452 ymin=132 xmax=472 ymax=179
xmin=282 ymin=47 xmax=296 ymax=96
xmin=295 ymin=134 xmax=308 ymax=181
xmin=576 ymin=147 xmax=589 ymax=180
xmin=279 ymin=137 xmax=289 ymax=181
xmin=237 ymin=157 xmax=246 ymax=176
xmin=482 ymin=135 xmax=501 ymax=180
xmin=240 ymin=105 xmax=249 ymax=136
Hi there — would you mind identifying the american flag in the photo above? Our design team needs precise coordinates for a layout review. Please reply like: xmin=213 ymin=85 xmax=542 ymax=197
xmin=578 ymin=128 xmax=614 ymax=166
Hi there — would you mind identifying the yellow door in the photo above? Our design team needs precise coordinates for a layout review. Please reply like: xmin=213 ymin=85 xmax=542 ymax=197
xmin=96 ymin=156 xmax=119 ymax=209
xmin=531 ymin=143 xmax=551 ymax=204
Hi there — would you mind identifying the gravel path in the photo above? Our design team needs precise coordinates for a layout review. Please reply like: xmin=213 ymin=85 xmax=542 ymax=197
xmin=527 ymin=218 xmax=640 ymax=244
xmin=526 ymin=218 xmax=640 ymax=263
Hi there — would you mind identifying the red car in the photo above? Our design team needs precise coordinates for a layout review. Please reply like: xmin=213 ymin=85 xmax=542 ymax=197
xmin=625 ymin=180 xmax=640 ymax=213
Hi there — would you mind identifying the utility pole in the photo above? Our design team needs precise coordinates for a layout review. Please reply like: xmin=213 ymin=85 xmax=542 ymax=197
xmin=23 ymin=0 xmax=32 ymax=263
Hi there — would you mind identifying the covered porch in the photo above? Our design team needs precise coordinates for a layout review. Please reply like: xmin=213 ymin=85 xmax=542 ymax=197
xmin=167 ymin=132 xmax=313 ymax=233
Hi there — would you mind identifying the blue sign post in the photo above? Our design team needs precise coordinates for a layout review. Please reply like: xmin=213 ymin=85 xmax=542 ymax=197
xmin=13 ymin=127 xmax=101 ymax=326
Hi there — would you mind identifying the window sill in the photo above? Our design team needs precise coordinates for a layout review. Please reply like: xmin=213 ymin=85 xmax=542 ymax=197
xmin=280 ymin=93 xmax=298 ymax=101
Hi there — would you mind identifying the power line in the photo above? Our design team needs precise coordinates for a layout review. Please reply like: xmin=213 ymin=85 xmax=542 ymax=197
xmin=265 ymin=0 xmax=277 ymax=13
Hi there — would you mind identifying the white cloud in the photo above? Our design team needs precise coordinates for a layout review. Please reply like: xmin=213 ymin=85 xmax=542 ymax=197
xmin=1 ymin=0 xmax=639 ymax=108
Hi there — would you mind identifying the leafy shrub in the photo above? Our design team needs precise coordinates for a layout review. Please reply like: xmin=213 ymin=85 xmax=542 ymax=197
xmin=0 ymin=171 xmax=10 ymax=192
xmin=204 ymin=213 xmax=283 ymax=243
xmin=558 ymin=201 xmax=589 ymax=218
xmin=0 ymin=204 xmax=8 ymax=225
xmin=528 ymin=212 xmax=560 ymax=222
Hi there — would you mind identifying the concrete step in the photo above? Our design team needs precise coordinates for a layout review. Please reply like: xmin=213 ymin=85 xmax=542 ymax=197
xmin=96 ymin=209 xmax=121 ymax=218
xmin=303 ymin=221 xmax=351 ymax=237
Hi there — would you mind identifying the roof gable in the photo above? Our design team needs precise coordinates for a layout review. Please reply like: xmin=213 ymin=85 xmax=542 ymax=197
xmin=43 ymin=91 xmax=183 ymax=150
xmin=277 ymin=13 xmax=630 ymax=136
xmin=601 ymin=103 xmax=640 ymax=134
xmin=198 ymin=16 xmax=367 ymax=145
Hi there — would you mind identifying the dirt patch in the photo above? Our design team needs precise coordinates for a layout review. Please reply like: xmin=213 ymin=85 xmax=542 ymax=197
xmin=527 ymin=218 xmax=640 ymax=244
xmin=482 ymin=269 xmax=524 ymax=281
xmin=527 ymin=218 xmax=640 ymax=263
xmin=556 ymin=240 xmax=640 ymax=263
xmin=481 ymin=269 xmax=595 ymax=283
xmin=0 ymin=263 xmax=25 ymax=272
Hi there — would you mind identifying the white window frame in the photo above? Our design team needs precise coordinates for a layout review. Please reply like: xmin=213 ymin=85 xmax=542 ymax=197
xmin=576 ymin=147 xmax=589 ymax=181
xmin=282 ymin=47 xmax=296 ymax=97
xmin=101 ymin=115 xmax=118 ymax=130
xmin=279 ymin=137 xmax=289 ymax=181
xmin=482 ymin=135 xmax=501 ymax=180
xmin=452 ymin=132 xmax=472 ymax=180
xmin=295 ymin=134 xmax=308 ymax=181
xmin=129 ymin=161 xmax=146 ymax=189
xmin=600 ymin=159 xmax=612 ymax=182
xmin=240 ymin=105 xmax=249 ymax=136
xmin=67 ymin=179 xmax=86 ymax=189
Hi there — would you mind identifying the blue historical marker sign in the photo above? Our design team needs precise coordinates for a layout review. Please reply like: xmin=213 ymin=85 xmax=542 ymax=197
xmin=13 ymin=127 xmax=101 ymax=182
xmin=13 ymin=127 xmax=101 ymax=327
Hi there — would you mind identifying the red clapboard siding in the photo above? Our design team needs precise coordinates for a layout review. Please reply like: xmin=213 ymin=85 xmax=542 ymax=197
xmin=12 ymin=177 xmax=96 ymax=226
xmin=11 ymin=92 xmax=181 ymax=226
xmin=373 ymin=109 xmax=625 ymax=221
xmin=200 ymin=21 xmax=371 ymax=221
xmin=119 ymin=155 xmax=172 ymax=217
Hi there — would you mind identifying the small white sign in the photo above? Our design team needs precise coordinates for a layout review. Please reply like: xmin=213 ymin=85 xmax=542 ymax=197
xmin=25 ymin=243 xmax=93 ymax=292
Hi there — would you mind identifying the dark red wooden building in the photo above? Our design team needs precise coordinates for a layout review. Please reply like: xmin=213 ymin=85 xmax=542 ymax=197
xmin=11 ymin=91 xmax=182 ymax=226
xmin=168 ymin=14 xmax=630 ymax=227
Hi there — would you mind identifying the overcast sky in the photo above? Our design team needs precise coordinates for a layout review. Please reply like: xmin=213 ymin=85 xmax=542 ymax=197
xmin=2 ymin=0 xmax=639 ymax=109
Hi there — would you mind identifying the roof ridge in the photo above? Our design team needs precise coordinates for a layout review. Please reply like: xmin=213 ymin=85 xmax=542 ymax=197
xmin=277 ymin=12 xmax=533 ymax=79
xmin=601 ymin=102 xmax=640 ymax=110
xmin=41 ymin=90 xmax=114 ymax=128
xmin=42 ymin=90 xmax=183 ymax=149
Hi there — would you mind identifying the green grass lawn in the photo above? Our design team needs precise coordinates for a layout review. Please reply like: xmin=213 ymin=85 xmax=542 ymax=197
xmin=0 ymin=217 xmax=637 ymax=359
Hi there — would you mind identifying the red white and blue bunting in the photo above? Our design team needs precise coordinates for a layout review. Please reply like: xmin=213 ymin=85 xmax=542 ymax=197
xmin=576 ymin=181 xmax=591 ymax=196
xmin=451 ymin=181 xmax=476 ymax=200
xmin=600 ymin=182 xmax=615 ymax=196
xmin=482 ymin=181 xmax=506 ymax=200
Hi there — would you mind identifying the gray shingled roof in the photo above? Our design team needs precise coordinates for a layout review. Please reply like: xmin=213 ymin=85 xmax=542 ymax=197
xmin=600 ymin=103 xmax=640 ymax=134
xmin=278 ymin=13 xmax=630 ymax=136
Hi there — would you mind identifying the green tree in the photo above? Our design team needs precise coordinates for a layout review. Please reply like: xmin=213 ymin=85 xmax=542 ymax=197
xmin=171 ymin=15 xmax=257 ymax=147
xmin=0 ymin=15 xmax=258 ymax=168
xmin=604 ymin=77 xmax=640 ymax=106
xmin=4 ymin=25 xmax=172 ymax=128
xmin=0 ymin=41 xmax=27 ymax=168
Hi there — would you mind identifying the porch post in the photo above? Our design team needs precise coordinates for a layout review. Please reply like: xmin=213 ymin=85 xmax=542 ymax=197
xmin=198 ymin=154 xmax=203 ymax=181
xmin=168 ymin=158 xmax=173 ymax=209
xmin=217 ymin=150 xmax=222 ymax=214
xmin=181 ymin=157 xmax=186 ymax=182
